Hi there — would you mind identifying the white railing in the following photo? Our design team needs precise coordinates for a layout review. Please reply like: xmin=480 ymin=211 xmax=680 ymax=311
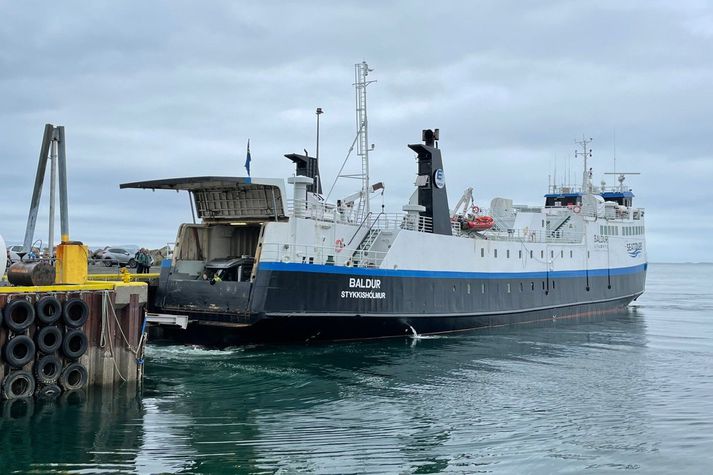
xmin=287 ymin=199 xmax=432 ymax=233
xmin=260 ymin=242 xmax=388 ymax=269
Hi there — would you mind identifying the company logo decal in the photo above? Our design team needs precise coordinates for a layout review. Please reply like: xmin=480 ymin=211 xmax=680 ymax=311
xmin=433 ymin=169 xmax=446 ymax=189
xmin=627 ymin=242 xmax=643 ymax=258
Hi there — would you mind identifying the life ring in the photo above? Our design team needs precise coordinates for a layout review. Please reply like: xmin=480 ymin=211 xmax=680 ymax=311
xmin=573 ymin=205 xmax=581 ymax=214
xmin=335 ymin=238 xmax=345 ymax=253
xmin=472 ymin=205 xmax=481 ymax=213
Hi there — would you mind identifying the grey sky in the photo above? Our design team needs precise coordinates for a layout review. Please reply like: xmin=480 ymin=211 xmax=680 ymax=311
xmin=1 ymin=0 xmax=711 ymax=262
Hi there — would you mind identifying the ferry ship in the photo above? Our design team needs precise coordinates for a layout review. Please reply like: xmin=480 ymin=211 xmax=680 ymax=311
xmin=122 ymin=64 xmax=647 ymax=343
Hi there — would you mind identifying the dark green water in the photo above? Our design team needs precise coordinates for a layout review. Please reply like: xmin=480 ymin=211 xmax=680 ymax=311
xmin=1 ymin=263 xmax=711 ymax=474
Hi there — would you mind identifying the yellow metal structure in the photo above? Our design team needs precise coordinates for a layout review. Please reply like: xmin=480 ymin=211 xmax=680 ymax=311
xmin=87 ymin=272 xmax=160 ymax=282
xmin=0 ymin=281 xmax=146 ymax=294
xmin=55 ymin=242 xmax=89 ymax=284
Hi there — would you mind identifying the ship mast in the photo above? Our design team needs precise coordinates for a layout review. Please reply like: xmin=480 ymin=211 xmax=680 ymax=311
xmin=575 ymin=135 xmax=593 ymax=194
xmin=354 ymin=61 xmax=375 ymax=220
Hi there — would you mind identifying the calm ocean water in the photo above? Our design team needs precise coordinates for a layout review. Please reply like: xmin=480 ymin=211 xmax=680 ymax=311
xmin=0 ymin=263 xmax=711 ymax=474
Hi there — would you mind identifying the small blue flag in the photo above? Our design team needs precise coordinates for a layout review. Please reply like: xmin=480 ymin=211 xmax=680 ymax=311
xmin=244 ymin=139 xmax=252 ymax=176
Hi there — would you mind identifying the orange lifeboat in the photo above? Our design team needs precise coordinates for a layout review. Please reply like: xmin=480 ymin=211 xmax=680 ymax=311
xmin=466 ymin=215 xmax=494 ymax=231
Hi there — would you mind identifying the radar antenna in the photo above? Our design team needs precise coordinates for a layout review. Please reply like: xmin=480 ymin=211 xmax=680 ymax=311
xmin=603 ymin=172 xmax=641 ymax=192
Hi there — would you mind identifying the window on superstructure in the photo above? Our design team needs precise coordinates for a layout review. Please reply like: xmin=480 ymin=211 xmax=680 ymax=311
xmin=530 ymin=250 xmax=533 ymax=258
xmin=551 ymin=250 xmax=554 ymax=258
xmin=507 ymin=283 xmax=511 ymax=293
xmin=519 ymin=250 xmax=522 ymax=259
xmin=520 ymin=282 xmax=524 ymax=292
xmin=570 ymin=250 xmax=573 ymax=258
xmin=481 ymin=248 xmax=484 ymax=257
xmin=560 ymin=250 xmax=564 ymax=258
xmin=552 ymin=280 xmax=556 ymax=289
xmin=506 ymin=250 xmax=510 ymax=258
xmin=531 ymin=282 xmax=535 ymax=291
xmin=541 ymin=250 xmax=544 ymax=259
xmin=542 ymin=281 xmax=546 ymax=290
xmin=494 ymin=249 xmax=498 ymax=258
xmin=467 ymin=283 xmax=471 ymax=294
xmin=481 ymin=283 xmax=485 ymax=294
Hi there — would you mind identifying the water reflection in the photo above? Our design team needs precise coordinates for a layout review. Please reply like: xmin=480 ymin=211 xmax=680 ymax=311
xmin=1 ymin=306 xmax=697 ymax=474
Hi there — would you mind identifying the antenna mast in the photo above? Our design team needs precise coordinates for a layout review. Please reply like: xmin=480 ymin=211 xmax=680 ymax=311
xmin=575 ymin=135 xmax=593 ymax=194
xmin=354 ymin=61 xmax=375 ymax=220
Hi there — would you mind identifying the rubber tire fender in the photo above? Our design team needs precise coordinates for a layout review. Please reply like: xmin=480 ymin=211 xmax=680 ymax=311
xmin=3 ymin=299 xmax=35 ymax=332
xmin=2 ymin=370 xmax=36 ymax=399
xmin=36 ymin=384 xmax=62 ymax=401
xmin=59 ymin=363 xmax=88 ymax=391
xmin=36 ymin=325 xmax=63 ymax=354
xmin=63 ymin=299 xmax=89 ymax=328
xmin=34 ymin=354 xmax=63 ymax=385
xmin=36 ymin=296 xmax=62 ymax=325
xmin=4 ymin=335 xmax=36 ymax=368
xmin=62 ymin=328 xmax=88 ymax=360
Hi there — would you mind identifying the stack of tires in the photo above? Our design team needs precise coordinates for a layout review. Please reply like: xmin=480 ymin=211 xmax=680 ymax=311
xmin=2 ymin=296 xmax=89 ymax=401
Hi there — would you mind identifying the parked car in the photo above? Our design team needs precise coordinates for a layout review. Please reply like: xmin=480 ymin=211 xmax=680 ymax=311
xmin=92 ymin=246 xmax=110 ymax=260
xmin=101 ymin=248 xmax=136 ymax=268
xmin=6 ymin=245 xmax=22 ymax=263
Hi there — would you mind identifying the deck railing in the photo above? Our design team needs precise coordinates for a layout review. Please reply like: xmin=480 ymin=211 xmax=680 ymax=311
xmin=287 ymin=199 xmax=432 ymax=233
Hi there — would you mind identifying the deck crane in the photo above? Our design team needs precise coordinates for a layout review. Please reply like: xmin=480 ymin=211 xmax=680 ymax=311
xmin=451 ymin=187 xmax=474 ymax=219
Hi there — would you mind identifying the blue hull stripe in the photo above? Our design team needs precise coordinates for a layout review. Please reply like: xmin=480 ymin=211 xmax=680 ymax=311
xmin=258 ymin=261 xmax=647 ymax=280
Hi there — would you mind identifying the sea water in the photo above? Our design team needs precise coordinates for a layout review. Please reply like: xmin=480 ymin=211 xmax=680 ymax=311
xmin=0 ymin=263 xmax=711 ymax=474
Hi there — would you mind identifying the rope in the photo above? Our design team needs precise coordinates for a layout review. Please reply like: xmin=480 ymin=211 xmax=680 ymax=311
xmin=101 ymin=291 xmax=127 ymax=382
xmin=101 ymin=290 xmax=150 ymax=381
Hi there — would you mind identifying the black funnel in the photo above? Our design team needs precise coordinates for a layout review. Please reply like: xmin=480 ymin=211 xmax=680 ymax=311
xmin=408 ymin=129 xmax=451 ymax=235
xmin=285 ymin=153 xmax=322 ymax=194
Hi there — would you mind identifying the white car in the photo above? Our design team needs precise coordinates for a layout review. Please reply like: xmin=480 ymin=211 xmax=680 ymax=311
xmin=6 ymin=245 xmax=24 ymax=264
